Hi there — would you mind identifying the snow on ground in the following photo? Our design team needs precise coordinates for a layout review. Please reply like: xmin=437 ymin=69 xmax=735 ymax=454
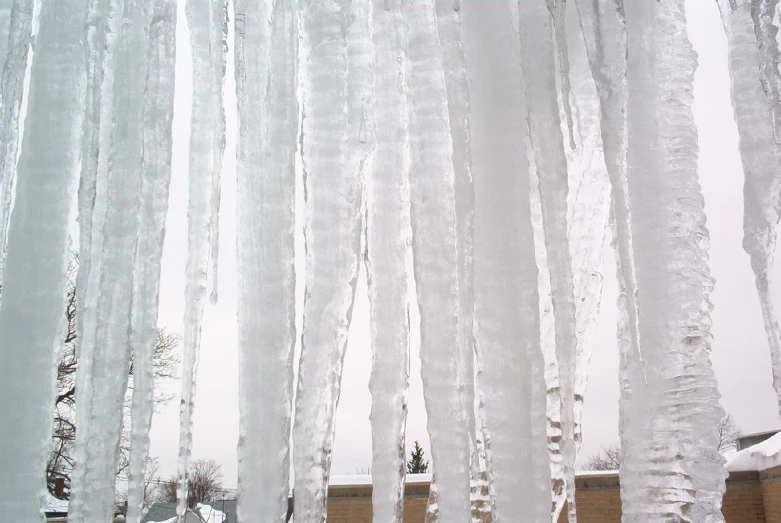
xmin=725 ymin=432 xmax=781 ymax=472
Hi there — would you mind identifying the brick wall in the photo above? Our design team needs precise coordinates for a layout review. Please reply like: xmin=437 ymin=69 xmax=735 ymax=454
xmin=325 ymin=467 xmax=781 ymax=522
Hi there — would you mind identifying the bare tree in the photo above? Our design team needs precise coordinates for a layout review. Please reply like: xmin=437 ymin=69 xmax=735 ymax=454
xmin=582 ymin=444 xmax=622 ymax=471
xmin=161 ymin=459 xmax=224 ymax=508
xmin=46 ymin=261 xmax=181 ymax=497
xmin=717 ymin=413 xmax=743 ymax=452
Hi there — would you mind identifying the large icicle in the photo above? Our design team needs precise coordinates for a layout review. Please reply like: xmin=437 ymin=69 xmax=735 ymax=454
xmin=0 ymin=0 xmax=33 ymax=281
xmin=718 ymin=0 xmax=781 ymax=418
xmin=292 ymin=0 xmax=369 ymax=519
xmin=432 ymin=3 xmax=486 ymax=521
xmin=366 ymin=1 xmax=410 ymax=521
xmin=70 ymin=2 xmax=155 ymax=521
xmin=233 ymin=0 xmax=297 ymax=521
xmin=177 ymin=1 xmax=227 ymax=519
xmin=462 ymin=1 xmax=551 ymax=521
xmin=620 ymin=1 xmax=727 ymax=521
xmin=0 ymin=0 xmax=86 ymax=519
xmin=125 ymin=2 xmax=177 ymax=522
xmin=401 ymin=0 xmax=471 ymax=519
xmin=516 ymin=2 xmax=579 ymax=521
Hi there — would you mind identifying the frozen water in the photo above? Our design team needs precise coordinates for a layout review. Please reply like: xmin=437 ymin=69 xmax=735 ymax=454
xmin=366 ymin=1 xmax=411 ymax=521
xmin=0 ymin=0 xmax=86 ymax=520
xmin=176 ymin=1 xmax=227 ymax=520
xmin=233 ymin=0 xmax=297 ymax=522
xmin=0 ymin=2 xmax=757 ymax=521
xmin=125 ymin=2 xmax=177 ymax=522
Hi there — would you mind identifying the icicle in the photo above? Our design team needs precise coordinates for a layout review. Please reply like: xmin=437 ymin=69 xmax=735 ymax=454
xmin=68 ymin=2 xmax=122 ymax=519
xmin=70 ymin=1 xmax=156 ymax=521
xmin=619 ymin=1 xmax=726 ymax=521
xmin=176 ymin=1 xmax=227 ymax=520
xmin=125 ymin=2 xmax=176 ymax=522
xmin=718 ymin=0 xmax=781 ymax=419
xmin=292 ymin=0 xmax=370 ymax=519
xmin=547 ymin=0 xmax=575 ymax=150
xmin=0 ymin=0 xmax=33 ymax=283
xmin=208 ymin=0 xmax=227 ymax=306
xmin=517 ymin=2 xmax=578 ymax=521
xmin=401 ymin=0 xmax=471 ymax=519
xmin=432 ymin=3 xmax=484 ymax=521
xmin=463 ymin=1 xmax=551 ymax=520
xmin=233 ymin=0 xmax=297 ymax=521
xmin=561 ymin=0 xmax=610 ymax=464
xmin=0 ymin=0 xmax=86 ymax=519
xmin=366 ymin=1 xmax=410 ymax=522
xmin=751 ymin=0 xmax=781 ymax=143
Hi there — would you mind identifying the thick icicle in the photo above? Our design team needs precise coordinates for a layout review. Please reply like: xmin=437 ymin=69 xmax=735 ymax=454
xmin=292 ymin=0 xmax=369 ymax=519
xmin=620 ymin=1 xmax=726 ymax=521
xmin=516 ymin=2 xmax=579 ymax=521
xmin=70 ymin=2 xmax=155 ymax=521
xmin=401 ymin=0 xmax=470 ymax=519
xmin=462 ymin=1 xmax=551 ymax=521
xmin=177 ymin=1 xmax=227 ymax=519
xmin=125 ymin=2 xmax=177 ymax=522
xmin=0 ymin=0 xmax=86 ymax=519
xmin=432 ymin=3 xmax=486 ymax=521
xmin=0 ymin=0 xmax=33 ymax=280
xmin=366 ymin=1 xmax=410 ymax=521
xmin=718 ymin=0 xmax=781 ymax=418
xmin=233 ymin=0 xmax=297 ymax=521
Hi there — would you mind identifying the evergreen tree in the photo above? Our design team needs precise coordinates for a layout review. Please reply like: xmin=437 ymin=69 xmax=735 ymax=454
xmin=406 ymin=440 xmax=429 ymax=474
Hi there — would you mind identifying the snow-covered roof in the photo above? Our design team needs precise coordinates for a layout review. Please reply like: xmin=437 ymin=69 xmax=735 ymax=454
xmin=145 ymin=503 xmax=227 ymax=523
xmin=43 ymin=492 xmax=69 ymax=513
xmin=725 ymin=431 xmax=781 ymax=472
xmin=327 ymin=473 xmax=433 ymax=486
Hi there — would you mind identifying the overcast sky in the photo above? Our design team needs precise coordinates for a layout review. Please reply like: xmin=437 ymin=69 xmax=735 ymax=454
xmin=146 ymin=0 xmax=781 ymax=487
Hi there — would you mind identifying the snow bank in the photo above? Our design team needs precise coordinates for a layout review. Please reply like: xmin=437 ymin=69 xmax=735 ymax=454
xmin=725 ymin=432 xmax=781 ymax=472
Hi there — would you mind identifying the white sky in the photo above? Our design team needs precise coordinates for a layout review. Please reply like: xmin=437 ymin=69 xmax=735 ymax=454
xmin=147 ymin=0 xmax=781 ymax=487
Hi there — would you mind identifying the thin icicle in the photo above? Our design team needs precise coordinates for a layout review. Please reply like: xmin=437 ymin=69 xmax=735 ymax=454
xmin=292 ymin=0 xmax=369 ymax=519
xmin=463 ymin=1 xmax=551 ymax=521
xmin=366 ymin=1 xmax=410 ymax=521
xmin=718 ymin=0 xmax=781 ymax=419
xmin=620 ymin=1 xmax=726 ymax=521
xmin=547 ymin=0 xmax=575 ymax=150
xmin=517 ymin=2 xmax=578 ymax=521
xmin=125 ymin=2 xmax=176 ymax=522
xmin=70 ymin=1 xmax=155 ymax=521
xmin=0 ymin=0 xmax=33 ymax=282
xmin=432 ymin=3 xmax=483 ymax=521
xmin=751 ymin=0 xmax=781 ymax=143
xmin=208 ymin=0 xmax=227 ymax=306
xmin=177 ymin=1 xmax=227 ymax=519
xmin=233 ymin=0 xmax=297 ymax=521
xmin=69 ymin=2 xmax=122 ymax=519
xmin=0 ymin=0 xmax=86 ymax=519
xmin=401 ymin=0 xmax=470 ymax=519
xmin=561 ymin=0 xmax=610 ymax=462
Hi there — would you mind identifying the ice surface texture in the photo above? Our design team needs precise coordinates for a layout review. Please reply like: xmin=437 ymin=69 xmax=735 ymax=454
xmin=0 ymin=0 xmax=759 ymax=522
